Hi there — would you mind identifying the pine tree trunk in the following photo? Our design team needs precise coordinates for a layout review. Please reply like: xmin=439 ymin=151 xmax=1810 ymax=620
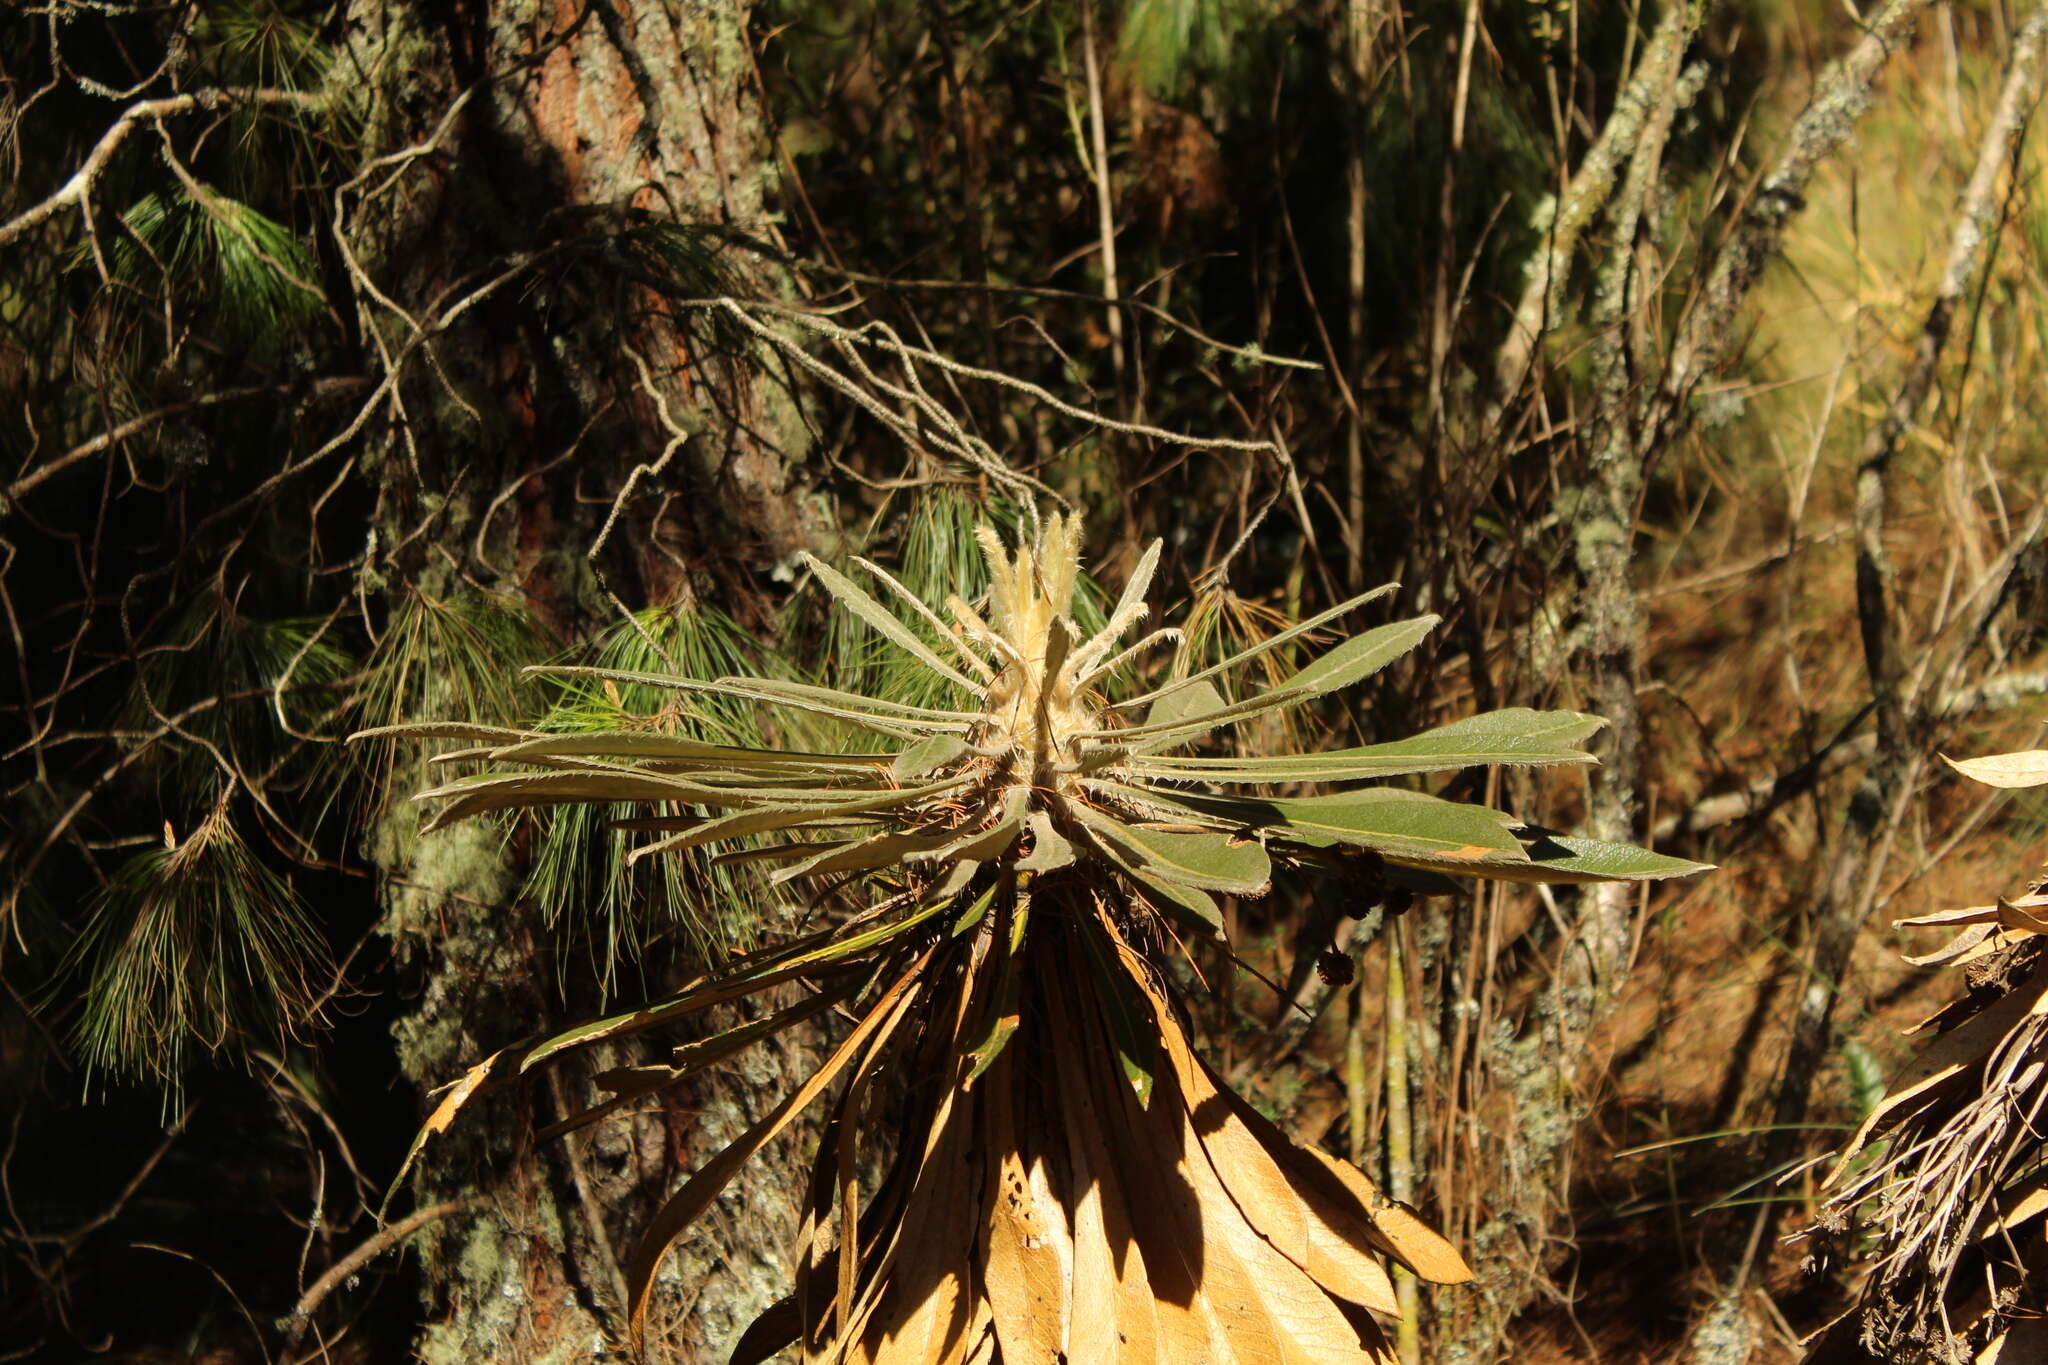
xmin=338 ymin=3 xmax=814 ymax=1359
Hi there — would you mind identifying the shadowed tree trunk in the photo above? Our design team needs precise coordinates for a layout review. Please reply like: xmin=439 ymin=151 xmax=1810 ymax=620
xmin=337 ymin=3 xmax=815 ymax=1358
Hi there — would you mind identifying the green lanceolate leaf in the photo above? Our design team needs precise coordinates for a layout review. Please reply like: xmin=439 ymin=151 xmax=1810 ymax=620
xmin=1077 ymin=907 xmax=1160 ymax=1104
xmin=1116 ymin=582 xmax=1401 ymax=710
xmin=1268 ymin=613 xmax=1437 ymax=702
xmin=1070 ymin=812 xmax=1227 ymax=936
xmin=891 ymin=734 xmax=969 ymax=781
xmin=491 ymin=731 xmax=892 ymax=772
xmin=1075 ymin=682 xmax=1311 ymax=745
xmin=1070 ymin=804 xmax=1271 ymax=894
xmin=619 ymin=776 xmax=971 ymax=861
xmin=526 ymin=666 xmax=974 ymax=736
xmin=1080 ymin=615 xmax=1436 ymax=748
xmin=1104 ymin=782 xmax=1525 ymax=867
xmin=1128 ymin=707 xmax=1605 ymax=781
xmin=963 ymin=920 xmax=1024 ymax=1084
xmin=1494 ymin=832 xmax=1714 ymax=884
xmin=1126 ymin=678 xmax=1228 ymax=755
xmin=771 ymin=829 xmax=968 ymax=883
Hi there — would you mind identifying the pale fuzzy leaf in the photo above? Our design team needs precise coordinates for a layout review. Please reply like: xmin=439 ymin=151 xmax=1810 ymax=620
xmin=803 ymin=551 xmax=983 ymax=690
xmin=705 ymin=840 xmax=853 ymax=869
xmin=1128 ymin=678 xmax=1227 ymax=755
xmin=349 ymin=720 xmax=537 ymax=746
xmin=418 ymin=769 xmax=814 ymax=831
xmin=851 ymin=554 xmax=996 ymax=681
xmin=1070 ymin=537 xmax=1163 ymax=673
xmin=909 ymin=787 xmax=1028 ymax=865
xmin=527 ymin=665 xmax=969 ymax=736
xmin=490 ymin=731 xmax=889 ymax=770
xmin=893 ymin=734 xmax=970 ymax=782
xmin=717 ymin=676 xmax=980 ymax=722
xmin=772 ymin=829 xmax=967 ymax=883
xmin=621 ymin=776 xmax=969 ymax=862
xmin=1945 ymin=750 xmax=2048 ymax=788
xmin=1017 ymin=809 xmax=1075 ymax=873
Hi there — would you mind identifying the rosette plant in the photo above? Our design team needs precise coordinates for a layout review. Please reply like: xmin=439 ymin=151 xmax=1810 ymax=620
xmin=368 ymin=514 xmax=1706 ymax=1363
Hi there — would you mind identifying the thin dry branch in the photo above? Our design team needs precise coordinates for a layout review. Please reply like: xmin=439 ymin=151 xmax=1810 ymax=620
xmin=0 ymin=88 xmax=324 ymax=252
xmin=1767 ymin=0 xmax=2048 ymax=1176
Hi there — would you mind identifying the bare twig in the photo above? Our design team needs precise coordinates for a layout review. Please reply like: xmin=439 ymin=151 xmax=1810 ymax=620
xmin=0 ymin=88 xmax=324 ymax=252
xmin=282 ymin=1199 xmax=474 ymax=1349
